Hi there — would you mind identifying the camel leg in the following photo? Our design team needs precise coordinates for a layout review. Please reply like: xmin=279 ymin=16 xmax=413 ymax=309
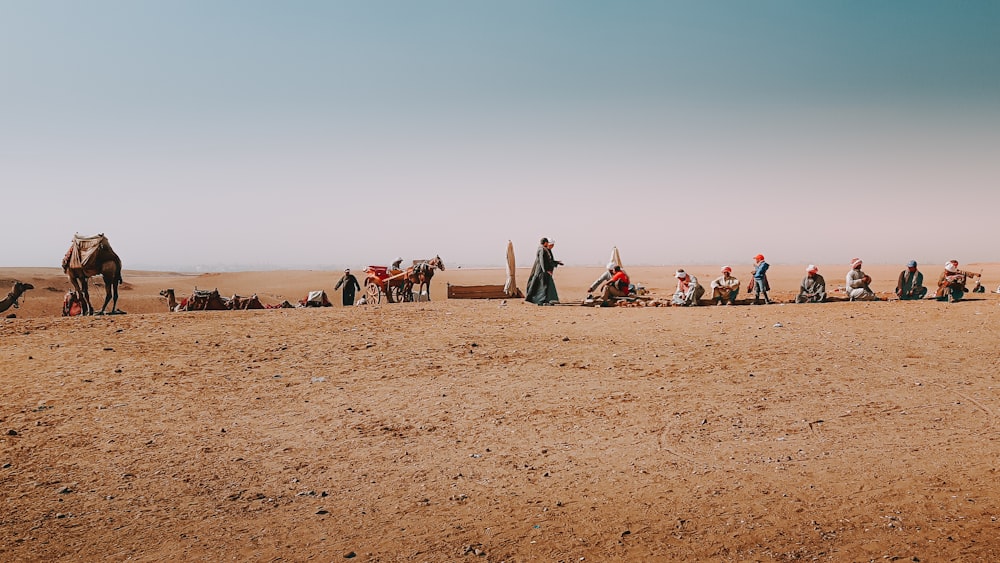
xmin=79 ymin=277 xmax=94 ymax=315
xmin=99 ymin=274 xmax=115 ymax=314
xmin=105 ymin=275 xmax=123 ymax=314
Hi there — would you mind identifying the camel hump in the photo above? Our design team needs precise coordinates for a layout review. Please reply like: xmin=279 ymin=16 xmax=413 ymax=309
xmin=67 ymin=233 xmax=117 ymax=275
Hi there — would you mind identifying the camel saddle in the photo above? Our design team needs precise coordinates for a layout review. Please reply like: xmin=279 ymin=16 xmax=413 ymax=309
xmin=186 ymin=288 xmax=229 ymax=311
xmin=63 ymin=233 xmax=115 ymax=276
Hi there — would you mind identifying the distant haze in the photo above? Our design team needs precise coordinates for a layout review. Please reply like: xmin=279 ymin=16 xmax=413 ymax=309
xmin=3 ymin=1 xmax=998 ymax=271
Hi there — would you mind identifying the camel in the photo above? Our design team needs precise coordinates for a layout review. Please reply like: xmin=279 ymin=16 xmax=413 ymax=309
xmin=0 ymin=281 xmax=34 ymax=314
xmin=159 ymin=289 xmax=183 ymax=312
xmin=227 ymin=294 xmax=264 ymax=310
xmin=62 ymin=234 xmax=124 ymax=316
xmin=160 ymin=288 xmax=233 ymax=311
xmin=402 ymin=255 xmax=446 ymax=302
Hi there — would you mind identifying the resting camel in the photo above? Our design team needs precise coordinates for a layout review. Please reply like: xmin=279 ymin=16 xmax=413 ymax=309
xmin=403 ymin=255 xmax=446 ymax=302
xmin=0 ymin=281 xmax=34 ymax=314
xmin=62 ymin=233 xmax=124 ymax=316
xmin=159 ymin=289 xmax=183 ymax=312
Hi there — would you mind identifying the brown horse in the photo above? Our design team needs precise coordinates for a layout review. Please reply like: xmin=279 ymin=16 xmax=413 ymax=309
xmin=0 ymin=281 xmax=34 ymax=314
xmin=402 ymin=255 xmax=445 ymax=302
xmin=62 ymin=234 xmax=124 ymax=316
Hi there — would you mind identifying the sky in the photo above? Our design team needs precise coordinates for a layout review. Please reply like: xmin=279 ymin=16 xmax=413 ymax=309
xmin=2 ymin=1 xmax=999 ymax=271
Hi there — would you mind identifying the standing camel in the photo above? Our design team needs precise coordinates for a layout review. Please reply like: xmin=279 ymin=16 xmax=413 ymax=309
xmin=0 ymin=281 xmax=34 ymax=314
xmin=402 ymin=255 xmax=446 ymax=302
xmin=62 ymin=233 xmax=124 ymax=316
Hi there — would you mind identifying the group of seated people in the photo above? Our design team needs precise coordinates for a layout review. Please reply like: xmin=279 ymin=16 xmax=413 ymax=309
xmin=586 ymin=258 xmax=983 ymax=307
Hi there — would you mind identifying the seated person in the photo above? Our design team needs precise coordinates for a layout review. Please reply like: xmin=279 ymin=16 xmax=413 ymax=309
xmin=895 ymin=260 xmax=927 ymax=300
xmin=672 ymin=269 xmax=704 ymax=306
xmin=796 ymin=265 xmax=827 ymax=303
xmin=710 ymin=266 xmax=740 ymax=305
xmin=588 ymin=263 xmax=617 ymax=296
xmin=936 ymin=260 xmax=980 ymax=302
xmin=596 ymin=265 xmax=630 ymax=305
xmin=846 ymin=258 xmax=877 ymax=301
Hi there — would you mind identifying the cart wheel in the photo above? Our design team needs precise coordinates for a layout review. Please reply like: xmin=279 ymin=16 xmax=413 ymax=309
xmin=390 ymin=284 xmax=405 ymax=304
xmin=366 ymin=281 xmax=381 ymax=305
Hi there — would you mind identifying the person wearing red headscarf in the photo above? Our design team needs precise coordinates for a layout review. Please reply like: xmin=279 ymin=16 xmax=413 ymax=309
xmin=710 ymin=266 xmax=740 ymax=305
xmin=796 ymin=265 xmax=827 ymax=303
xmin=750 ymin=254 xmax=772 ymax=305
xmin=846 ymin=258 xmax=877 ymax=301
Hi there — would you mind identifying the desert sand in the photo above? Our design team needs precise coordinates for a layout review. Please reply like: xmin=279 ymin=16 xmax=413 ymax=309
xmin=2 ymin=263 xmax=1000 ymax=561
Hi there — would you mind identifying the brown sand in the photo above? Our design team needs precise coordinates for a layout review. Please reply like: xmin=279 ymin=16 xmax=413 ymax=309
xmin=2 ymin=264 xmax=999 ymax=561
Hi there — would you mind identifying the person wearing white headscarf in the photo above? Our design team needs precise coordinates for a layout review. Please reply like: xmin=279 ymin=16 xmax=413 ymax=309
xmin=588 ymin=262 xmax=618 ymax=294
xmin=846 ymin=258 xmax=877 ymax=301
xmin=796 ymin=265 xmax=827 ymax=303
xmin=935 ymin=259 xmax=980 ymax=302
xmin=672 ymin=269 xmax=704 ymax=306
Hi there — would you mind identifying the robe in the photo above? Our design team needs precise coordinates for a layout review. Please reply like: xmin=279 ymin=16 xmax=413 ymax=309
xmin=524 ymin=245 xmax=560 ymax=305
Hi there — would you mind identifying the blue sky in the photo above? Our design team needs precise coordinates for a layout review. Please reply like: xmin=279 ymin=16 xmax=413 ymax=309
xmin=2 ymin=1 xmax=998 ymax=270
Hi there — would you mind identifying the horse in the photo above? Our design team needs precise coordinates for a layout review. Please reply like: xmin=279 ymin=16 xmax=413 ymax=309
xmin=402 ymin=255 xmax=445 ymax=302
xmin=62 ymin=234 xmax=124 ymax=316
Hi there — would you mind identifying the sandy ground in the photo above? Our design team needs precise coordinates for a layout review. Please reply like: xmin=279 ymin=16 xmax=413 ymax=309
xmin=3 ymin=264 xmax=1000 ymax=561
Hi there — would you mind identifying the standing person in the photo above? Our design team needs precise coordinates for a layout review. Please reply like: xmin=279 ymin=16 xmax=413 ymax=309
xmin=525 ymin=237 xmax=562 ymax=305
xmin=710 ymin=266 xmax=740 ymax=305
xmin=896 ymin=260 xmax=927 ymax=300
xmin=935 ymin=259 xmax=981 ymax=302
xmin=795 ymin=265 xmax=827 ymax=303
xmin=846 ymin=258 xmax=877 ymax=301
xmin=334 ymin=268 xmax=362 ymax=307
xmin=672 ymin=269 xmax=704 ymax=306
xmin=751 ymin=254 xmax=772 ymax=305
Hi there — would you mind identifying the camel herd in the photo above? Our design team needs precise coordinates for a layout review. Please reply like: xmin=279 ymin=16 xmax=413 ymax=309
xmin=158 ymin=288 xmax=279 ymax=312
xmin=3 ymin=233 xmax=445 ymax=318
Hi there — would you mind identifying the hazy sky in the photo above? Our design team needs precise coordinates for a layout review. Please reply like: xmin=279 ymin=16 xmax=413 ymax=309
xmin=3 ymin=1 xmax=998 ymax=271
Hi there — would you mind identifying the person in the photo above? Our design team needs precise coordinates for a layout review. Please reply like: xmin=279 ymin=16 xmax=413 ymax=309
xmin=710 ymin=266 xmax=740 ymax=305
xmin=334 ymin=268 xmax=362 ymax=307
xmin=935 ymin=259 xmax=981 ymax=302
xmin=795 ymin=265 xmax=827 ymax=303
xmin=595 ymin=265 xmax=631 ymax=306
xmin=390 ymin=258 xmax=404 ymax=271
xmin=895 ymin=260 xmax=927 ymax=300
xmin=672 ymin=269 xmax=704 ymax=306
xmin=750 ymin=254 xmax=772 ymax=304
xmin=587 ymin=262 xmax=617 ymax=296
xmin=525 ymin=237 xmax=562 ymax=305
xmin=846 ymin=258 xmax=877 ymax=301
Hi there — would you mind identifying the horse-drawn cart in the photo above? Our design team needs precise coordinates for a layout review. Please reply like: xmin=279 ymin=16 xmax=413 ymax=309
xmin=363 ymin=266 xmax=407 ymax=304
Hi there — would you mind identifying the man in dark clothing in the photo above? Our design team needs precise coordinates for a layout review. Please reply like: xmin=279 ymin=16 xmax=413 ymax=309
xmin=334 ymin=268 xmax=362 ymax=306
xmin=525 ymin=237 xmax=562 ymax=305
xmin=896 ymin=260 xmax=927 ymax=300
